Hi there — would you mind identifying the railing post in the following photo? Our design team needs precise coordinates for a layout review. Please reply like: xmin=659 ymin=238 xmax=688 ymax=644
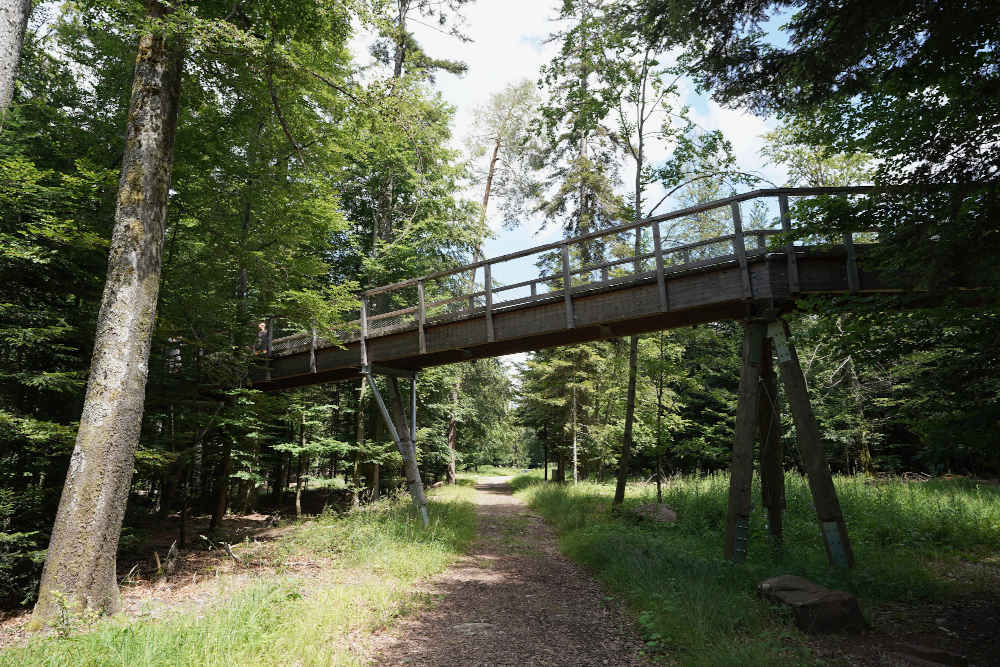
xmin=651 ymin=221 xmax=668 ymax=311
xmin=468 ymin=267 xmax=475 ymax=312
xmin=844 ymin=231 xmax=859 ymax=292
xmin=731 ymin=202 xmax=753 ymax=299
xmin=484 ymin=262 xmax=495 ymax=342
xmin=359 ymin=296 xmax=369 ymax=368
xmin=779 ymin=195 xmax=800 ymax=294
xmin=265 ymin=317 xmax=273 ymax=381
xmin=310 ymin=324 xmax=317 ymax=374
xmin=417 ymin=280 xmax=426 ymax=354
xmin=530 ymin=281 xmax=537 ymax=297
xmin=561 ymin=242 xmax=574 ymax=329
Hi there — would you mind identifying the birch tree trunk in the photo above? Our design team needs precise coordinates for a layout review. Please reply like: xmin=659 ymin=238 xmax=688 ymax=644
xmin=31 ymin=3 xmax=183 ymax=623
xmin=0 ymin=0 xmax=30 ymax=124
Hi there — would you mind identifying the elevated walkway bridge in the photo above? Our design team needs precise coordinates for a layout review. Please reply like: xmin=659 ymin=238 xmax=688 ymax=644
xmin=252 ymin=186 xmax=903 ymax=390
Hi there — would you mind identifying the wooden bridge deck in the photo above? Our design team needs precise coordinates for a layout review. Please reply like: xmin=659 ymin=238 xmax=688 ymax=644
xmin=249 ymin=187 xmax=909 ymax=390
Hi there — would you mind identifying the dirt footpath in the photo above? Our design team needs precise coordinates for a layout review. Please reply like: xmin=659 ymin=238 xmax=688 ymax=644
xmin=371 ymin=476 xmax=650 ymax=666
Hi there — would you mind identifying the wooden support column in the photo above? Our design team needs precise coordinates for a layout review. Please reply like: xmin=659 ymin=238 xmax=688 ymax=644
xmin=768 ymin=320 xmax=855 ymax=568
xmin=731 ymin=202 xmax=753 ymax=299
xmin=758 ymin=335 xmax=785 ymax=548
xmin=484 ymin=262 xmax=495 ymax=342
xmin=561 ymin=243 xmax=574 ymax=329
xmin=725 ymin=321 xmax=766 ymax=562
xmin=779 ymin=195 xmax=800 ymax=294
xmin=417 ymin=280 xmax=426 ymax=354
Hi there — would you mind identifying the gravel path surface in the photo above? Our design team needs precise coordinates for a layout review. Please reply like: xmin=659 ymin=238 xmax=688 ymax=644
xmin=372 ymin=476 xmax=650 ymax=666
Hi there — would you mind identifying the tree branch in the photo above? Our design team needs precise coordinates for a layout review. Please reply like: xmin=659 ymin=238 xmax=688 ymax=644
xmin=266 ymin=67 xmax=306 ymax=166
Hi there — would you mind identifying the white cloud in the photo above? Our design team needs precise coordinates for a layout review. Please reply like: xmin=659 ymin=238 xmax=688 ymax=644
xmin=688 ymin=96 xmax=787 ymax=187
xmin=350 ymin=0 xmax=563 ymax=145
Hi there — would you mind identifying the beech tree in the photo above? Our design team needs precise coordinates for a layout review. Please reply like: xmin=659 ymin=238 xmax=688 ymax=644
xmin=31 ymin=0 xmax=184 ymax=622
xmin=0 ymin=0 xmax=31 ymax=122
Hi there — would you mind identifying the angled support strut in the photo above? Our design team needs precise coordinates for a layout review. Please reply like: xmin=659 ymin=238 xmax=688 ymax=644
xmin=362 ymin=365 xmax=429 ymax=527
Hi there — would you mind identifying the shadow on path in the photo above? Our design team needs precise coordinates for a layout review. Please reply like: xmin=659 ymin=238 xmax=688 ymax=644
xmin=371 ymin=477 xmax=649 ymax=666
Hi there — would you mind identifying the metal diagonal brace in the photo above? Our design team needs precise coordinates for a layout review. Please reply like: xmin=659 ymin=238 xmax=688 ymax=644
xmin=362 ymin=365 xmax=430 ymax=527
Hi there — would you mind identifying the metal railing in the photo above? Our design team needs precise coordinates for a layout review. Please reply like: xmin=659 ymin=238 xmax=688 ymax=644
xmin=262 ymin=186 xmax=875 ymax=370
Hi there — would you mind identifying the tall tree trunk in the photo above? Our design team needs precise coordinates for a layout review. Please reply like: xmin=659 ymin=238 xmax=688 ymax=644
xmin=0 ymin=0 xmax=30 ymax=124
xmin=446 ymin=382 xmax=458 ymax=484
xmin=276 ymin=453 xmax=289 ymax=505
xmin=179 ymin=464 xmax=190 ymax=548
xmin=295 ymin=413 xmax=305 ymax=518
xmin=441 ymin=132 xmax=499 ymax=476
xmin=352 ymin=376 xmax=367 ymax=504
xmin=614 ymin=335 xmax=639 ymax=505
xmin=370 ymin=462 xmax=380 ymax=499
xmin=31 ymin=4 xmax=183 ymax=623
xmin=294 ymin=454 xmax=304 ymax=518
xmin=157 ymin=404 xmax=177 ymax=519
xmin=571 ymin=385 xmax=578 ymax=484
xmin=656 ymin=334 xmax=665 ymax=503
xmin=543 ymin=437 xmax=548 ymax=481
xmin=614 ymin=70 xmax=648 ymax=506
xmin=614 ymin=50 xmax=653 ymax=508
xmin=392 ymin=0 xmax=408 ymax=79
xmin=210 ymin=439 xmax=231 ymax=530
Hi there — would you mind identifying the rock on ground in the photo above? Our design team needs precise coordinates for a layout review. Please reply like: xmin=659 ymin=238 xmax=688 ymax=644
xmin=759 ymin=574 xmax=867 ymax=634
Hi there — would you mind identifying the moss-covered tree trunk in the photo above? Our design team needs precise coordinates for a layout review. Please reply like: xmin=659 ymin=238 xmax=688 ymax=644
xmin=0 ymin=0 xmax=30 ymax=123
xmin=31 ymin=4 xmax=182 ymax=623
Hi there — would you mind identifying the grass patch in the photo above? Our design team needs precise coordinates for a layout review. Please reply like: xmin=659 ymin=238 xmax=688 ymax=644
xmin=458 ymin=465 xmax=526 ymax=477
xmin=2 ymin=487 xmax=477 ymax=666
xmin=513 ymin=473 xmax=1000 ymax=665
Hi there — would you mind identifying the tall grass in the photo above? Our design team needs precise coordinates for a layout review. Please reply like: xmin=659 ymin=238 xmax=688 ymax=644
xmin=1 ymin=487 xmax=477 ymax=667
xmin=513 ymin=473 xmax=1000 ymax=665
